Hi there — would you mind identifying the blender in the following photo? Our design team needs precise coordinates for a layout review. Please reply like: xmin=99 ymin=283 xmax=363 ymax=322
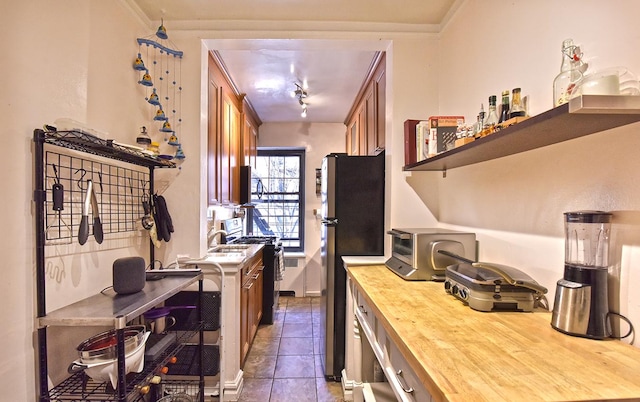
xmin=551 ymin=211 xmax=612 ymax=339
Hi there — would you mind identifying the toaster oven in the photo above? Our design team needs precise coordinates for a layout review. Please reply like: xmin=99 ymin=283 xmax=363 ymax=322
xmin=385 ymin=228 xmax=477 ymax=281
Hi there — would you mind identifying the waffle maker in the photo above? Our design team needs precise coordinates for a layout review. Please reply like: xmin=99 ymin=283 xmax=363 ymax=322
xmin=440 ymin=250 xmax=547 ymax=312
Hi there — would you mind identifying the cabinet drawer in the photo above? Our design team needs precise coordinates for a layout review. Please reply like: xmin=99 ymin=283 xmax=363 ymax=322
xmin=356 ymin=290 xmax=376 ymax=336
xmin=363 ymin=382 xmax=397 ymax=402
xmin=387 ymin=341 xmax=431 ymax=402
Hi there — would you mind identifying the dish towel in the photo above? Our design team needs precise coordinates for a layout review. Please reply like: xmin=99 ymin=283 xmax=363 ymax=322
xmin=275 ymin=251 xmax=285 ymax=281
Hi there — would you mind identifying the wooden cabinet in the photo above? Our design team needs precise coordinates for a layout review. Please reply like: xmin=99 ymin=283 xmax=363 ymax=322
xmin=220 ymin=93 xmax=241 ymax=204
xmin=240 ymin=252 xmax=264 ymax=366
xmin=345 ymin=52 xmax=386 ymax=156
xmin=242 ymin=98 xmax=259 ymax=169
xmin=208 ymin=51 xmax=261 ymax=205
xmin=346 ymin=108 xmax=360 ymax=156
xmin=347 ymin=274 xmax=431 ymax=402
xmin=372 ymin=60 xmax=386 ymax=153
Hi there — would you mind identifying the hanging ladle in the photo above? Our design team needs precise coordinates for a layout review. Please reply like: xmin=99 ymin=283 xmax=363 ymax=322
xmin=141 ymin=199 xmax=155 ymax=230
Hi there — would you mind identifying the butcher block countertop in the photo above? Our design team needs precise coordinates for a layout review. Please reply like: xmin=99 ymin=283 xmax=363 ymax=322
xmin=346 ymin=264 xmax=640 ymax=402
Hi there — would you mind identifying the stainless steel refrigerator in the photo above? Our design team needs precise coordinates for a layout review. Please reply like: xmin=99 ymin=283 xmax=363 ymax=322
xmin=320 ymin=152 xmax=385 ymax=380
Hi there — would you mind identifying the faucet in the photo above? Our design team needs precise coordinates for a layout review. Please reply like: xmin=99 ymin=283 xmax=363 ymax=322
xmin=208 ymin=228 xmax=228 ymax=248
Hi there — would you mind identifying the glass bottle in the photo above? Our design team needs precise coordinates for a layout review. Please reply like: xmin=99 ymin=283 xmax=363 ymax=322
xmin=483 ymin=95 xmax=498 ymax=131
xmin=553 ymin=39 xmax=584 ymax=107
xmin=498 ymin=90 xmax=510 ymax=123
xmin=474 ymin=103 xmax=485 ymax=137
xmin=509 ymin=88 xmax=526 ymax=118
xmin=136 ymin=126 xmax=151 ymax=147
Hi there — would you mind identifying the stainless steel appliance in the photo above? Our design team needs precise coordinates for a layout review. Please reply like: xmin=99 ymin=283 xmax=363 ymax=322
xmin=445 ymin=260 xmax=547 ymax=312
xmin=320 ymin=152 xmax=385 ymax=380
xmin=552 ymin=211 xmax=612 ymax=339
xmin=223 ymin=218 xmax=283 ymax=325
xmin=385 ymin=228 xmax=476 ymax=281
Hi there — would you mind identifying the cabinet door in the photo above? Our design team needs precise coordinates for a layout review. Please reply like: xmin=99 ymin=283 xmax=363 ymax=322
xmin=347 ymin=114 xmax=359 ymax=156
xmin=374 ymin=65 xmax=386 ymax=153
xmin=251 ymin=266 xmax=264 ymax=337
xmin=240 ymin=275 xmax=250 ymax=366
xmin=363 ymin=83 xmax=376 ymax=156
xmin=207 ymin=69 xmax=221 ymax=204
xmin=221 ymin=97 xmax=232 ymax=204
xmin=229 ymin=103 xmax=241 ymax=204
xmin=242 ymin=116 xmax=258 ymax=168
xmin=221 ymin=95 xmax=241 ymax=204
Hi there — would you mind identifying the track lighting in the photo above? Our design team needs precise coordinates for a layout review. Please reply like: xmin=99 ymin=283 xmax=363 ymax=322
xmin=293 ymin=82 xmax=309 ymax=118
xmin=293 ymin=82 xmax=308 ymax=99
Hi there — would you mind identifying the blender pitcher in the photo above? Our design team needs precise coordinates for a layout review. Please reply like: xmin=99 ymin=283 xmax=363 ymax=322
xmin=551 ymin=211 xmax=612 ymax=339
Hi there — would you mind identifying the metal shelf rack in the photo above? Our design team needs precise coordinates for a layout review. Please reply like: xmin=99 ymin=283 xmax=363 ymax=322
xmin=33 ymin=128 xmax=205 ymax=401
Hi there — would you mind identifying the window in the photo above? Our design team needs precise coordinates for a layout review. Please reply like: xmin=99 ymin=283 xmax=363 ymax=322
xmin=248 ymin=148 xmax=305 ymax=252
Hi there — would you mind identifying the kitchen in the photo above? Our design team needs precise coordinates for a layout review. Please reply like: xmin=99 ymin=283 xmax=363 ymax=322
xmin=6 ymin=0 xmax=640 ymax=401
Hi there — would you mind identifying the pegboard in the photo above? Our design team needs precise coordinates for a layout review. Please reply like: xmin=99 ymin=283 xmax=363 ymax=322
xmin=43 ymin=149 xmax=149 ymax=244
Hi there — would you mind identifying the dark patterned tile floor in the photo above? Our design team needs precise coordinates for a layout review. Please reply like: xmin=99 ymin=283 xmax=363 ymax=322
xmin=239 ymin=296 xmax=344 ymax=402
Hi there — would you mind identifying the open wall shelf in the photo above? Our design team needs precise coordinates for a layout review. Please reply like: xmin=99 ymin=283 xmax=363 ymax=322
xmin=404 ymin=95 xmax=640 ymax=172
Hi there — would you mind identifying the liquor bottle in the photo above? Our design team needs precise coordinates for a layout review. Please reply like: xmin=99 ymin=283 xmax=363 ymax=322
xmin=509 ymin=88 xmax=526 ymax=118
xmin=498 ymin=90 xmax=510 ymax=123
xmin=483 ymin=95 xmax=498 ymax=130
xmin=474 ymin=103 xmax=485 ymax=137
xmin=553 ymin=39 xmax=586 ymax=107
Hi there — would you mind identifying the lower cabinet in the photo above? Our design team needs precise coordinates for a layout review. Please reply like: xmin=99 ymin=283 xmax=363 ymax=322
xmin=240 ymin=253 xmax=264 ymax=366
xmin=348 ymin=277 xmax=431 ymax=402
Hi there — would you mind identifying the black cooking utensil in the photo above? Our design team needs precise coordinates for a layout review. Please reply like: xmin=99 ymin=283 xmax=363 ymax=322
xmin=78 ymin=180 xmax=103 ymax=245
xmin=52 ymin=165 xmax=64 ymax=211
xmin=92 ymin=184 xmax=103 ymax=244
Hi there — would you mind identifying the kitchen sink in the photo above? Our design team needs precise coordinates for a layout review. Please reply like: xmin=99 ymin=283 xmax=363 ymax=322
xmin=206 ymin=252 xmax=245 ymax=258
xmin=208 ymin=244 xmax=252 ymax=253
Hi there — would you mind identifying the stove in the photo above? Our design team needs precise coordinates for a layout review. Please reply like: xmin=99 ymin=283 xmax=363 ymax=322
xmin=231 ymin=235 xmax=279 ymax=245
xmin=223 ymin=219 xmax=283 ymax=325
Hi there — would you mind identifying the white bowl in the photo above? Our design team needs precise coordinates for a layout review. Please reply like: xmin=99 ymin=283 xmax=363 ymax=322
xmin=576 ymin=66 xmax=640 ymax=96
xmin=69 ymin=331 xmax=150 ymax=388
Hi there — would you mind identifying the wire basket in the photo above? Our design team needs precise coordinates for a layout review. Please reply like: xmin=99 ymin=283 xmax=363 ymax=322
xmin=158 ymin=380 xmax=201 ymax=401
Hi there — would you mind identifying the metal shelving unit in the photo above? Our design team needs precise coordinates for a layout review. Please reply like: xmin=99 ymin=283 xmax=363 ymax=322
xmin=33 ymin=128 xmax=205 ymax=401
xmin=404 ymin=95 xmax=640 ymax=173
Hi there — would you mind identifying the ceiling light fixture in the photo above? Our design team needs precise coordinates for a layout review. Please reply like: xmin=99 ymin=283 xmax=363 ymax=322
xmin=293 ymin=82 xmax=308 ymax=99
xmin=294 ymin=82 xmax=309 ymax=118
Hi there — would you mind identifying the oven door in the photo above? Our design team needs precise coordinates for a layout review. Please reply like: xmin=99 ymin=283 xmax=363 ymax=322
xmin=387 ymin=229 xmax=414 ymax=266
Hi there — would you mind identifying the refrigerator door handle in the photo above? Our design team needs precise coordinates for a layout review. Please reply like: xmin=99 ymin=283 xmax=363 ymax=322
xmin=321 ymin=218 xmax=338 ymax=226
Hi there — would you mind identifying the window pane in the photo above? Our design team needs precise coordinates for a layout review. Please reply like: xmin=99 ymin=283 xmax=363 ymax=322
xmin=250 ymin=149 xmax=305 ymax=252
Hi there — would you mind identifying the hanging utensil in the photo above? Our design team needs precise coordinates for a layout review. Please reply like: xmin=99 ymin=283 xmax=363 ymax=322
xmin=51 ymin=164 xmax=64 ymax=211
xmin=78 ymin=180 xmax=104 ymax=245
xmin=141 ymin=199 xmax=155 ymax=230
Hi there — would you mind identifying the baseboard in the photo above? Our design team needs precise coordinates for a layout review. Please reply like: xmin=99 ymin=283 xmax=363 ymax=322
xmin=341 ymin=368 xmax=356 ymax=401
xmin=305 ymin=290 xmax=321 ymax=297
xmin=221 ymin=370 xmax=243 ymax=401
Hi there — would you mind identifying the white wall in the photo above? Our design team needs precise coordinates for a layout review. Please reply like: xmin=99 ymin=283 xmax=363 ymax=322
xmin=257 ymin=122 xmax=345 ymax=295
xmin=1 ymin=1 xmax=158 ymax=397
xmin=2 ymin=2 xmax=439 ymax=399
xmin=431 ymin=0 xmax=640 ymax=338
xmin=10 ymin=0 xmax=639 ymax=400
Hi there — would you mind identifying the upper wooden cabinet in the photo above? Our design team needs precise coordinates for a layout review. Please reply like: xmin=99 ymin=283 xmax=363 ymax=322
xmin=208 ymin=51 xmax=261 ymax=205
xmin=345 ymin=52 xmax=386 ymax=156
xmin=242 ymin=97 xmax=259 ymax=169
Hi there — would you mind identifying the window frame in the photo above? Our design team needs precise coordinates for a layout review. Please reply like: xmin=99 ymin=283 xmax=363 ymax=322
xmin=250 ymin=147 xmax=305 ymax=252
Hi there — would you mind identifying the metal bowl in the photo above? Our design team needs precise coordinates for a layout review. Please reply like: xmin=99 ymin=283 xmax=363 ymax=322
xmin=76 ymin=325 xmax=146 ymax=363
